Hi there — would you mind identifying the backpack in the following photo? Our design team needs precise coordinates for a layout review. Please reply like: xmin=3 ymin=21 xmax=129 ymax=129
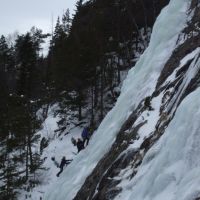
xmin=71 ymin=137 xmax=77 ymax=146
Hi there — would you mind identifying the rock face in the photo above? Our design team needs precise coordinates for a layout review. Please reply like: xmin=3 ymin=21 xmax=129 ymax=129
xmin=73 ymin=0 xmax=200 ymax=199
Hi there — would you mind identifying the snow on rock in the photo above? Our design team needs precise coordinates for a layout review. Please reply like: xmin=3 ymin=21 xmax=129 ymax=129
xmin=128 ymin=92 xmax=164 ymax=151
xmin=114 ymin=87 xmax=200 ymax=200
xmin=162 ymin=47 xmax=200 ymax=87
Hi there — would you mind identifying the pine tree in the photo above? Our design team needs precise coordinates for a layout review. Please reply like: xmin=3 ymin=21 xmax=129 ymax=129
xmin=0 ymin=136 xmax=21 ymax=200
xmin=15 ymin=33 xmax=37 ymax=96
xmin=14 ymin=31 xmax=44 ymax=180
xmin=50 ymin=16 xmax=69 ymax=91
xmin=75 ymin=0 xmax=83 ymax=12
xmin=62 ymin=9 xmax=71 ymax=35
xmin=0 ymin=35 xmax=9 ymax=62
xmin=0 ymin=35 xmax=15 ymax=91
xmin=52 ymin=17 xmax=66 ymax=45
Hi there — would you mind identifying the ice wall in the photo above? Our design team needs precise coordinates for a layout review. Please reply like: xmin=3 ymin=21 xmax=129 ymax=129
xmin=114 ymin=87 xmax=200 ymax=200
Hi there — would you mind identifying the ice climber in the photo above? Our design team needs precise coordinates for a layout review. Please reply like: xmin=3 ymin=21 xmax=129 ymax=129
xmin=76 ymin=138 xmax=85 ymax=153
xmin=56 ymin=156 xmax=72 ymax=177
xmin=81 ymin=127 xmax=90 ymax=146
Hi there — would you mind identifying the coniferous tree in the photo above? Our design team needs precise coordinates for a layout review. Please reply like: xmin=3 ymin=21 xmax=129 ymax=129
xmin=15 ymin=33 xmax=37 ymax=96
xmin=0 ymin=138 xmax=19 ymax=200
xmin=62 ymin=9 xmax=71 ymax=35
xmin=50 ymin=17 xmax=70 ymax=91
xmin=0 ymin=35 xmax=9 ymax=69
xmin=0 ymin=35 xmax=15 ymax=91
xmin=12 ymin=30 xmax=45 ymax=181
xmin=75 ymin=0 xmax=83 ymax=12
xmin=52 ymin=17 xmax=63 ymax=44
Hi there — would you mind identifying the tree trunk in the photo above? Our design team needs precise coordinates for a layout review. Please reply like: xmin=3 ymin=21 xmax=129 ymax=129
xmin=25 ymin=139 xmax=29 ymax=181
xmin=43 ymin=102 xmax=50 ymax=119
xmin=94 ymin=67 xmax=99 ymax=107
xmin=91 ymin=86 xmax=94 ymax=126
xmin=28 ymin=133 xmax=33 ymax=172
xmin=77 ymin=89 xmax=82 ymax=121
xmin=100 ymin=66 xmax=104 ymax=121
xmin=78 ymin=103 xmax=82 ymax=121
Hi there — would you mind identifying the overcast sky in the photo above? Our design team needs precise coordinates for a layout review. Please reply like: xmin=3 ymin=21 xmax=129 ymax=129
xmin=0 ymin=0 xmax=77 ymax=36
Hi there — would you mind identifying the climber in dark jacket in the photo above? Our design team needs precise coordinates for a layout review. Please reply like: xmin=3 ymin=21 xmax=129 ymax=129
xmin=77 ymin=138 xmax=85 ymax=153
xmin=56 ymin=156 xmax=72 ymax=177
xmin=81 ymin=127 xmax=90 ymax=146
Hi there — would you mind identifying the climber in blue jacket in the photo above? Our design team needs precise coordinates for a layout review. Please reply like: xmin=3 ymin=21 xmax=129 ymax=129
xmin=81 ymin=127 xmax=90 ymax=146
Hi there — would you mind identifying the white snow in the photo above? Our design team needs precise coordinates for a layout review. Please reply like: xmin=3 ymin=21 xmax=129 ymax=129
xmin=163 ymin=47 xmax=200 ymax=87
xmin=18 ymin=106 xmax=83 ymax=200
xmin=167 ymin=49 xmax=200 ymax=114
xmin=44 ymin=0 xmax=191 ymax=199
xmin=114 ymin=87 xmax=200 ymax=200
xmin=128 ymin=92 xmax=164 ymax=150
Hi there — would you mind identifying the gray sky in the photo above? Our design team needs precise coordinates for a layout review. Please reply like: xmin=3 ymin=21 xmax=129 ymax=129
xmin=0 ymin=0 xmax=77 ymax=36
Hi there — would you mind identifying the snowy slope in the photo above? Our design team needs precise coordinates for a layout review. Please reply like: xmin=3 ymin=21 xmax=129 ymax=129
xmin=44 ymin=0 xmax=191 ymax=199
xmin=18 ymin=106 xmax=83 ymax=200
